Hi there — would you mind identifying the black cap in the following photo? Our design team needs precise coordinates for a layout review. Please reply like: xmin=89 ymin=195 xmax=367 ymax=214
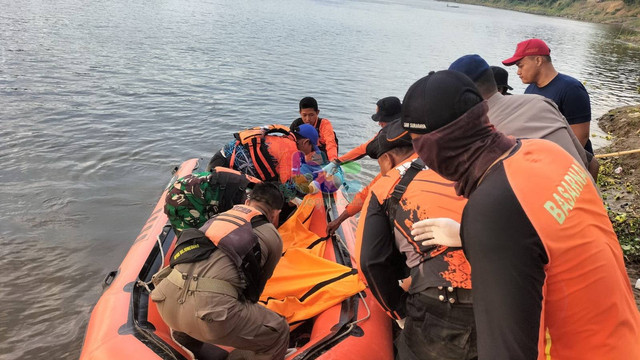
xmin=366 ymin=120 xmax=413 ymax=159
xmin=371 ymin=96 xmax=402 ymax=123
xmin=299 ymin=97 xmax=318 ymax=111
xmin=401 ymin=70 xmax=483 ymax=134
xmin=490 ymin=66 xmax=513 ymax=90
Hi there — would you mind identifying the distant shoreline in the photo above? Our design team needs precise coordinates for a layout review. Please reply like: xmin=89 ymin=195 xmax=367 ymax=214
xmin=446 ymin=0 xmax=640 ymax=46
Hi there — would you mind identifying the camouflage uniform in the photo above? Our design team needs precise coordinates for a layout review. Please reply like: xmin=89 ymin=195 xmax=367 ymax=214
xmin=165 ymin=172 xmax=221 ymax=231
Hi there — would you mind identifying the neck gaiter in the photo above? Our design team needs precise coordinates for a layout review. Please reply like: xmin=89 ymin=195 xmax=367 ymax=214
xmin=412 ymin=101 xmax=516 ymax=198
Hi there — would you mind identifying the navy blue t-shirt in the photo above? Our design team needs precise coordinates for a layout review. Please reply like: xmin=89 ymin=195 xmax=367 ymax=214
xmin=525 ymin=73 xmax=593 ymax=153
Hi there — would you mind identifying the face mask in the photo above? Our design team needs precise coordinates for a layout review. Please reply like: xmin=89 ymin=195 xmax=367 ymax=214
xmin=411 ymin=102 xmax=516 ymax=198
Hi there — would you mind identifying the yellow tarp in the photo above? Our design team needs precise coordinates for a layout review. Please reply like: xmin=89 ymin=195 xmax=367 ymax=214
xmin=260 ymin=194 xmax=366 ymax=325
xmin=260 ymin=248 xmax=365 ymax=324
xmin=277 ymin=193 xmax=326 ymax=257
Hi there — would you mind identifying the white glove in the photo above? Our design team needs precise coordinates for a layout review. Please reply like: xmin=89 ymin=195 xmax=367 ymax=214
xmin=411 ymin=218 xmax=462 ymax=248
xmin=322 ymin=161 xmax=339 ymax=175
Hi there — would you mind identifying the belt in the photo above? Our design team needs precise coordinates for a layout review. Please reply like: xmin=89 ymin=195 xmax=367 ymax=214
xmin=166 ymin=268 xmax=238 ymax=299
xmin=421 ymin=286 xmax=473 ymax=305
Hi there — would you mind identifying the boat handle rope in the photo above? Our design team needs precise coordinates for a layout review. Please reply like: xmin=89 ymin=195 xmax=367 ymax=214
xmin=333 ymin=233 xmax=359 ymax=266
xmin=332 ymin=233 xmax=372 ymax=325
xmin=307 ymin=291 xmax=372 ymax=359
xmin=139 ymin=159 xmax=198 ymax=294
xmin=299 ymin=291 xmax=372 ymax=360
xmin=352 ymin=291 xmax=371 ymax=325
xmin=136 ymin=234 xmax=166 ymax=294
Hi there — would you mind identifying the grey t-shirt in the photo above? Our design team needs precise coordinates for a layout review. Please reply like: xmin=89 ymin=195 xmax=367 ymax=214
xmin=487 ymin=92 xmax=589 ymax=169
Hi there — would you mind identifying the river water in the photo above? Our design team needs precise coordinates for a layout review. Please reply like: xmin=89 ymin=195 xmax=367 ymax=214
xmin=1 ymin=0 xmax=639 ymax=358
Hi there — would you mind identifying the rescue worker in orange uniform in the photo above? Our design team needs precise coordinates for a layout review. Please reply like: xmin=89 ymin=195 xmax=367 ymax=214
xmin=402 ymin=70 xmax=640 ymax=359
xmin=325 ymin=96 xmax=401 ymax=235
xmin=205 ymin=124 xmax=323 ymax=201
xmin=357 ymin=120 xmax=476 ymax=360
xmin=290 ymin=97 xmax=339 ymax=162
xmin=151 ymin=182 xmax=289 ymax=360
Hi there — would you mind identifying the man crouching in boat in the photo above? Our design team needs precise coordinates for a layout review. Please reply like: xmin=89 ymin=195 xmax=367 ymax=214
xmin=151 ymin=182 xmax=289 ymax=360
xmin=356 ymin=120 xmax=477 ymax=359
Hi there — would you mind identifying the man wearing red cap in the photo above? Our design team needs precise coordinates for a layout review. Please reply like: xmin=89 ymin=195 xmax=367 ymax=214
xmin=503 ymin=39 xmax=594 ymax=156
xmin=448 ymin=54 xmax=595 ymax=180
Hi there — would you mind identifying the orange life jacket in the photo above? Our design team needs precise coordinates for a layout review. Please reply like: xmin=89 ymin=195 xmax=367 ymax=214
xmin=500 ymin=140 xmax=640 ymax=358
xmin=169 ymin=205 xmax=269 ymax=302
xmin=356 ymin=154 xmax=470 ymax=284
xmin=230 ymin=125 xmax=293 ymax=182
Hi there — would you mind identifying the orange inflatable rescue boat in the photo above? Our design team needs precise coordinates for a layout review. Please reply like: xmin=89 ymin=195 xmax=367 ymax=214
xmin=80 ymin=158 xmax=394 ymax=359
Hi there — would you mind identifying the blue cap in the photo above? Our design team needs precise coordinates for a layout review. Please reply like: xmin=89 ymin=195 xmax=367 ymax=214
xmin=294 ymin=124 xmax=320 ymax=153
xmin=448 ymin=54 xmax=490 ymax=82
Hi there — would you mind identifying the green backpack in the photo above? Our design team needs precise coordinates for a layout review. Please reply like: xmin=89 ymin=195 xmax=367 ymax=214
xmin=164 ymin=168 xmax=259 ymax=232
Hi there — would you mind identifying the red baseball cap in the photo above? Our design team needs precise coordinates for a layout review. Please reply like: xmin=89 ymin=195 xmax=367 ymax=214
xmin=502 ymin=38 xmax=551 ymax=66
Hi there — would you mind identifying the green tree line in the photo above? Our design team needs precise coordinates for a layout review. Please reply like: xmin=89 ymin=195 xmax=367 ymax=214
xmin=500 ymin=0 xmax=640 ymax=7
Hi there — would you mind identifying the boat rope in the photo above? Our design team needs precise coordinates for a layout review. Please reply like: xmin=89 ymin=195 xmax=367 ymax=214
xmin=352 ymin=291 xmax=371 ymax=325
xmin=595 ymin=148 xmax=640 ymax=158
xmin=303 ymin=292 xmax=372 ymax=359
xmin=334 ymin=233 xmax=358 ymax=265
xmin=157 ymin=233 xmax=166 ymax=269
xmin=136 ymin=278 xmax=152 ymax=293
xmin=136 ymin=234 xmax=166 ymax=294
xmin=331 ymin=220 xmax=372 ymax=324
xmin=332 ymin=234 xmax=372 ymax=325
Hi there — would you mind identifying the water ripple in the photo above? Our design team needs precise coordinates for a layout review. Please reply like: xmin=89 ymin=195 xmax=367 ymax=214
xmin=1 ymin=0 xmax=640 ymax=358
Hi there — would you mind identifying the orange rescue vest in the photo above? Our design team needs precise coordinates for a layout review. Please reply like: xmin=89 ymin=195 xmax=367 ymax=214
xmin=169 ymin=205 xmax=269 ymax=302
xmin=501 ymin=140 xmax=640 ymax=358
xmin=230 ymin=125 xmax=293 ymax=182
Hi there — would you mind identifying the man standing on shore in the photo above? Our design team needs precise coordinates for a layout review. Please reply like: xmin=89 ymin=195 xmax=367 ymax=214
xmin=502 ymin=38 xmax=594 ymax=154
xmin=448 ymin=54 xmax=593 ymax=178
xmin=490 ymin=66 xmax=513 ymax=95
